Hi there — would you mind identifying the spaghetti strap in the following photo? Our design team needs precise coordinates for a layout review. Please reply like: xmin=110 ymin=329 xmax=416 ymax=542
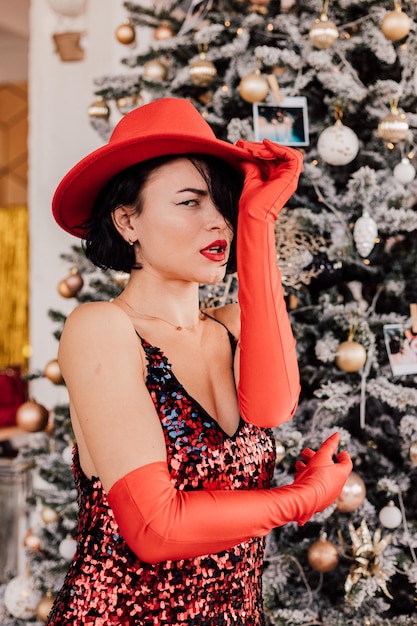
xmin=201 ymin=310 xmax=235 ymax=334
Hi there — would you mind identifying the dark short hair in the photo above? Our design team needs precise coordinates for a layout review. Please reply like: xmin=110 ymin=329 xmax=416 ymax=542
xmin=82 ymin=154 xmax=243 ymax=274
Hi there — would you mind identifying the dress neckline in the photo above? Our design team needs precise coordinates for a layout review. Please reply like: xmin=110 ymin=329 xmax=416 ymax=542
xmin=139 ymin=334 xmax=242 ymax=440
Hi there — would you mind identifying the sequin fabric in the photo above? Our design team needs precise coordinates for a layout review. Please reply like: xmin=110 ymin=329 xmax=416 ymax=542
xmin=47 ymin=331 xmax=276 ymax=626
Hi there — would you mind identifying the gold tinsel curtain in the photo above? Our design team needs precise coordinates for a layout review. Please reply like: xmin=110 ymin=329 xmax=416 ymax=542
xmin=0 ymin=206 xmax=29 ymax=370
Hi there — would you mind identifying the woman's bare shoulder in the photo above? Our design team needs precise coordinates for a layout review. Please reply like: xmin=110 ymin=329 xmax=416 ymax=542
xmin=203 ymin=302 xmax=240 ymax=339
xmin=63 ymin=300 xmax=131 ymax=330
xmin=59 ymin=301 xmax=136 ymax=356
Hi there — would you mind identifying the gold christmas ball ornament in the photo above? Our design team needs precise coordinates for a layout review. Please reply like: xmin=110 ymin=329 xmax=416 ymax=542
xmin=16 ymin=400 xmax=49 ymax=432
xmin=154 ymin=21 xmax=175 ymax=41
xmin=115 ymin=19 xmax=136 ymax=45
xmin=275 ymin=439 xmax=286 ymax=465
xmin=116 ymin=94 xmax=143 ymax=116
xmin=336 ymin=471 xmax=366 ymax=512
xmin=249 ymin=0 xmax=270 ymax=15
xmin=143 ymin=59 xmax=168 ymax=82
xmin=378 ymin=107 xmax=409 ymax=144
xmin=189 ymin=56 xmax=217 ymax=87
xmin=309 ymin=13 xmax=339 ymax=49
xmin=238 ymin=69 xmax=269 ymax=103
xmin=307 ymin=536 xmax=339 ymax=572
xmin=409 ymin=440 xmax=417 ymax=466
xmin=44 ymin=358 xmax=64 ymax=385
xmin=58 ymin=267 xmax=84 ymax=298
xmin=23 ymin=529 xmax=42 ymax=551
xmin=379 ymin=501 xmax=402 ymax=529
xmin=36 ymin=592 xmax=55 ymax=623
xmin=381 ymin=6 xmax=410 ymax=41
xmin=335 ymin=338 xmax=367 ymax=372
xmin=113 ymin=271 xmax=130 ymax=288
xmin=41 ymin=505 xmax=60 ymax=525
xmin=280 ymin=0 xmax=296 ymax=10
xmin=87 ymin=97 xmax=110 ymax=120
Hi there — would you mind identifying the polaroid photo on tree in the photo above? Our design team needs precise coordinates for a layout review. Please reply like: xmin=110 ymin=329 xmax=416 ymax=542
xmin=253 ymin=97 xmax=310 ymax=147
xmin=383 ymin=323 xmax=417 ymax=376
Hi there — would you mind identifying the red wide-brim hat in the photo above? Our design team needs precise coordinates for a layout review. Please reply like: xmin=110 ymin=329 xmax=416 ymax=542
xmin=52 ymin=97 xmax=249 ymax=237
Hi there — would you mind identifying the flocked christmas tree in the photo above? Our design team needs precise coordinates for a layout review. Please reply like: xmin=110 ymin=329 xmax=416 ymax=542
xmin=2 ymin=0 xmax=417 ymax=623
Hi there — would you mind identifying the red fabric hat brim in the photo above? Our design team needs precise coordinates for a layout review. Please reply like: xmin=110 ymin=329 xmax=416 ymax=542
xmin=52 ymin=101 xmax=249 ymax=238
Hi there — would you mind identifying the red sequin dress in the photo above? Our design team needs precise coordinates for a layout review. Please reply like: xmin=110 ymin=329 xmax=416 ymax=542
xmin=47 ymin=330 xmax=276 ymax=626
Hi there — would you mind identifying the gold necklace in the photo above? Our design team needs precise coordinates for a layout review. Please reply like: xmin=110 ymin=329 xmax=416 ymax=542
xmin=118 ymin=297 xmax=205 ymax=331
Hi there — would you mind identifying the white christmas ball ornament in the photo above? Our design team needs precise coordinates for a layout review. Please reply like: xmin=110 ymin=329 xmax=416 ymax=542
xmin=59 ymin=535 xmax=77 ymax=561
xmin=393 ymin=158 xmax=416 ymax=184
xmin=62 ymin=444 xmax=73 ymax=465
xmin=47 ymin=0 xmax=86 ymax=17
xmin=353 ymin=212 xmax=378 ymax=257
xmin=379 ymin=501 xmax=402 ymax=529
xmin=317 ymin=120 xmax=359 ymax=165
xmin=4 ymin=574 xmax=42 ymax=619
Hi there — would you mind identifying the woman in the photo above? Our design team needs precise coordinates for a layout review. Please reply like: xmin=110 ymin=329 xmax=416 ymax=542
xmin=47 ymin=98 xmax=352 ymax=625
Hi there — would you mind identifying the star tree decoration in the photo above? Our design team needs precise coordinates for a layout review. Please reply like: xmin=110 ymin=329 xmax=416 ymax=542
xmin=340 ymin=519 xmax=393 ymax=600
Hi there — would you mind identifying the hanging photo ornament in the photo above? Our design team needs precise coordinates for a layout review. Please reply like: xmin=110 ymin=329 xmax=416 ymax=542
xmin=353 ymin=210 xmax=378 ymax=258
xmin=115 ymin=19 xmax=136 ymax=45
xmin=189 ymin=43 xmax=217 ymax=87
xmin=309 ymin=11 xmax=339 ymax=49
xmin=4 ymin=573 xmax=43 ymax=619
xmin=88 ymin=96 xmax=110 ymax=121
xmin=379 ymin=501 xmax=402 ymax=529
xmin=317 ymin=111 xmax=359 ymax=166
xmin=378 ymin=103 xmax=409 ymax=144
xmin=381 ymin=3 xmax=410 ymax=41
xmin=393 ymin=157 xmax=416 ymax=184
xmin=307 ymin=535 xmax=339 ymax=572
xmin=143 ymin=58 xmax=168 ymax=82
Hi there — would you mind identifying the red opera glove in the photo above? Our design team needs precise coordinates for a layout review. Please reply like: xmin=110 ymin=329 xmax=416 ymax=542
xmin=235 ymin=139 xmax=303 ymax=428
xmin=107 ymin=433 xmax=352 ymax=563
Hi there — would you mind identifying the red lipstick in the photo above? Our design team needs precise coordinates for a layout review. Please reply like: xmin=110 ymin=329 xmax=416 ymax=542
xmin=200 ymin=239 xmax=228 ymax=262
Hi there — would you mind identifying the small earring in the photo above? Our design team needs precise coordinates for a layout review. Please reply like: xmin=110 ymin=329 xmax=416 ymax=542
xmin=128 ymin=238 xmax=135 ymax=246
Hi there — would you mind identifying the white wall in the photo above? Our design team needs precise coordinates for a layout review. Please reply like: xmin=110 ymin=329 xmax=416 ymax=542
xmin=28 ymin=0 xmax=133 ymax=406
